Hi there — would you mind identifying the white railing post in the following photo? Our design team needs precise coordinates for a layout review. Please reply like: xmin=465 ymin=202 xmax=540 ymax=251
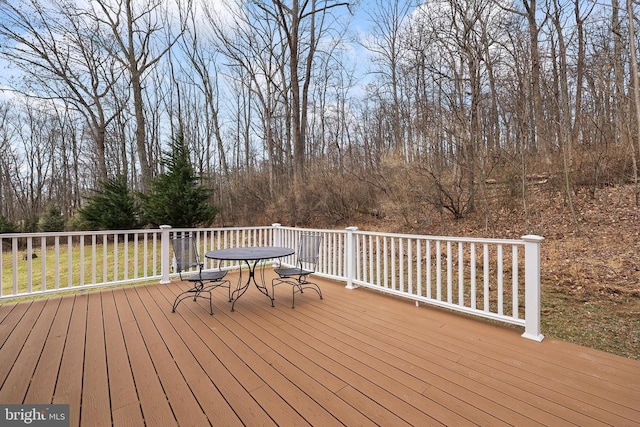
xmin=345 ymin=226 xmax=358 ymax=289
xmin=521 ymin=235 xmax=544 ymax=341
xmin=272 ymin=223 xmax=282 ymax=246
xmin=272 ymin=223 xmax=282 ymax=266
xmin=160 ymin=225 xmax=172 ymax=284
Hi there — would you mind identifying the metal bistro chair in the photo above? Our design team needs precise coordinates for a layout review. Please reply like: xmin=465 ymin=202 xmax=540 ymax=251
xmin=271 ymin=234 xmax=323 ymax=308
xmin=171 ymin=236 xmax=231 ymax=315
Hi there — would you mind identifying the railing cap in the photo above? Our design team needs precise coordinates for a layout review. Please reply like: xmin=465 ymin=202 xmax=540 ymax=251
xmin=521 ymin=234 xmax=544 ymax=243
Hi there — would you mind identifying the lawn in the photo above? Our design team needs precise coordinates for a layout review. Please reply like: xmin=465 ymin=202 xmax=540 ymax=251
xmin=1 ymin=237 xmax=163 ymax=296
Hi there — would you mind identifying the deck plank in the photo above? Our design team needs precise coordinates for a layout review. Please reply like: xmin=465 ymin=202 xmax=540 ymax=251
xmin=155 ymin=284 xmax=277 ymax=426
xmin=135 ymin=284 xmax=243 ymax=426
xmin=113 ymin=286 xmax=177 ymax=426
xmin=0 ymin=298 xmax=60 ymax=403
xmin=431 ymin=319 xmax=638 ymax=421
xmin=101 ymin=290 xmax=145 ymax=426
xmin=230 ymin=299 xmax=412 ymax=426
xmin=228 ymin=302 xmax=377 ymax=426
xmin=299 ymin=297 xmax=550 ymax=425
xmin=123 ymin=286 xmax=211 ymax=427
xmin=316 ymin=291 xmax=600 ymax=425
xmin=0 ymin=299 xmax=47 ymax=388
xmin=24 ymin=296 xmax=74 ymax=404
xmin=0 ymin=270 xmax=638 ymax=427
xmin=53 ymin=294 xmax=88 ymax=427
xmin=0 ymin=303 xmax=29 ymax=343
xmin=237 ymin=292 xmax=468 ymax=426
xmin=161 ymin=285 xmax=312 ymax=426
xmin=330 ymin=283 xmax=640 ymax=414
xmin=81 ymin=291 xmax=112 ymax=426
xmin=263 ymin=297 xmax=497 ymax=426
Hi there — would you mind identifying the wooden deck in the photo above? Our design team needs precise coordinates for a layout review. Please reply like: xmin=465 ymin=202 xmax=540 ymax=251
xmin=0 ymin=269 xmax=638 ymax=426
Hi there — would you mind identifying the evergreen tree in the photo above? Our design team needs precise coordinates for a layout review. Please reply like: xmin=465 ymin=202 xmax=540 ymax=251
xmin=39 ymin=204 xmax=66 ymax=232
xmin=0 ymin=214 xmax=16 ymax=233
xmin=78 ymin=175 xmax=141 ymax=230
xmin=21 ymin=217 xmax=39 ymax=233
xmin=141 ymin=133 xmax=218 ymax=227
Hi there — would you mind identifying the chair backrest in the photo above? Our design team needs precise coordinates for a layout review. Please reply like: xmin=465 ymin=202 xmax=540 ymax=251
xmin=171 ymin=236 xmax=201 ymax=273
xmin=296 ymin=234 xmax=322 ymax=272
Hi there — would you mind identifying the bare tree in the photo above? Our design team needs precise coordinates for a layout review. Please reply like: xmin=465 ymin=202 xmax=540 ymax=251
xmin=0 ymin=0 xmax=125 ymax=182
xmin=253 ymin=0 xmax=351 ymax=197
xmin=627 ymin=0 xmax=640 ymax=204
xmin=401 ymin=0 xmax=510 ymax=218
xmin=0 ymin=102 xmax=17 ymax=220
xmin=205 ymin=0 xmax=290 ymax=194
xmin=178 ymin=22 xmax=230 ymax=179
xmin=548 ymin=0 xmax=579 ymax=231
xmin=0 ymin=101 xmax=58 ymax=229
xmin=612 ymin=0 xmax=626 ymax=151
xmin=364 ymin=0 xmax=415 ymax=160
xmin=88 ymin=0 xmax=189 ymax=191
xmin=496 ymin=0 xmax=549 ymax=156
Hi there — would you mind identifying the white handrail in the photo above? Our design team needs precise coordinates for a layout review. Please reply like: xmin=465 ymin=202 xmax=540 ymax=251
xmin=0 ymin=225 xmax=543 ymax=340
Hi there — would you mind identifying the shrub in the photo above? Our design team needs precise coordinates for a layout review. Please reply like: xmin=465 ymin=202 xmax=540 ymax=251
xmin=78 ymin=175 xmax=141 ymax=230
xmin=0 ymin=214 xmax=16 ymax=233
xmin=39 ymin=204 xmax=66 ymax=232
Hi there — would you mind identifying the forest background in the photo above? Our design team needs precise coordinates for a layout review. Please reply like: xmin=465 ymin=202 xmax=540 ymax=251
xmin=0 ymin=0 xmax=638 ymax=359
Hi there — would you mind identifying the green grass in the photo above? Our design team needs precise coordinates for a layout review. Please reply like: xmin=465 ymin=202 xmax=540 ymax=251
xmin=1 ymin=240 xmax=163 ymax=296
xmin=542 ymin=290 xmax=640 ymax=359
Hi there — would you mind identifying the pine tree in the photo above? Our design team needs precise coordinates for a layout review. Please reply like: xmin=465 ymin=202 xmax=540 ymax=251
xmin=0 ymin=214 xmax=16 ymax=233
xmin=39 ymin=204 xmax=66 ymax=232
xmin=141 ymin=133 xmax=218 ymax=228
xmin=78 ymin=175 xmax=141 ymax=230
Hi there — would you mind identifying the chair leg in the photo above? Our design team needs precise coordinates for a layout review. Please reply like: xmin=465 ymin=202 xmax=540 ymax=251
xmin=271 ymin=278 xmax=288 ymax=307
xmin=271 ymin=280 xmax=277 ymax=307
xmin=292 ymin=280 xmax=322 ymax=308
xmin=172 ymin=282 xmax=214 ymax=315
xmin=272 ymin=276 xmax=322 ymax=308
xmin=292 ymin=282 xmax=303 ymax=308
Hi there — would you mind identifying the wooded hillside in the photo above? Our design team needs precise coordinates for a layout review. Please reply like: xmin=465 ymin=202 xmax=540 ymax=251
xmin=0 ymin=0 xmax=638 ymax=229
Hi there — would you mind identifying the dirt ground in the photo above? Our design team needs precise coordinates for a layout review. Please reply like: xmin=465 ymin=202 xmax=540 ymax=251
xmin=370 ymin=184 xmax=640 ymax=359
xmin=535 ymin=186 xmax=640 ymax=359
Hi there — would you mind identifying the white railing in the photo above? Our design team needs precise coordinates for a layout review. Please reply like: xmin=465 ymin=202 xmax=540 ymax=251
xmin=0 ymin=224 xmax=544 ymax=341
xmin=0 ymin=226 xmax=275 ymax=297
xmin=0 ymin=229 xmax=164 ymax=296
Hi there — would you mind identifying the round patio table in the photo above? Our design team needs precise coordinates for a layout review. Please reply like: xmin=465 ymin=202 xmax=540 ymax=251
xmin=205 ymin=247 xmax=294 ymax=311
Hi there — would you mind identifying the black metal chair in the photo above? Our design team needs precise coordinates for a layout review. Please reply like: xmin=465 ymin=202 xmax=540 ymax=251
xmin=171 ymin=236 xmax=231 ymax=315
xmin=271 ymin=234 xmax=323 ymax=308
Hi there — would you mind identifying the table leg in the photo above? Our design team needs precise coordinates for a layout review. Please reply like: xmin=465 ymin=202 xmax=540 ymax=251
xmin=230 ymin=259 xmax=272 ymax=311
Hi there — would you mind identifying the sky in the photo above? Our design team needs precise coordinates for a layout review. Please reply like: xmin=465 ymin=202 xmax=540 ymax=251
xmin=0 ymin=0 xmax=627 ymax=105
xmin=0 ymin=0 xmax=392 ymax=88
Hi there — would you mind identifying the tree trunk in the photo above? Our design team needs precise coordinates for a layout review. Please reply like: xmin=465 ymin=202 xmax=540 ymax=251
xmin=131 ymin=70 xmax=153 ymax=192
xmin=627 ymin=0 xmax=640 ymax=205
xmin=523 ymin=0 xmax=546 ymax=156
